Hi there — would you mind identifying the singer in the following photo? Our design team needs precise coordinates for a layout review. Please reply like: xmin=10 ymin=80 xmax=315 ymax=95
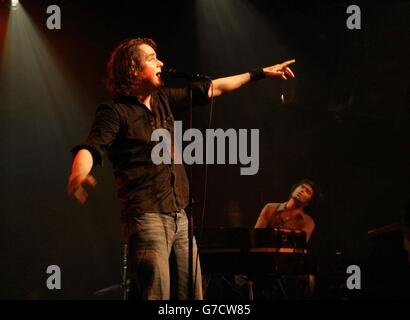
xmin=67 ymin=37 xmax=295 ymax=300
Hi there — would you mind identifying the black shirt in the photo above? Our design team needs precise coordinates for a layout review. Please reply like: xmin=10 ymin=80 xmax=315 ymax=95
xmin=71 ymin=80 xmax=211 ymax=223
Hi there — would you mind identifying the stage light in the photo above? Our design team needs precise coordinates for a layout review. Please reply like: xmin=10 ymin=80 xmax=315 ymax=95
xmin=11 ymin=0 xmax=19 ymax=7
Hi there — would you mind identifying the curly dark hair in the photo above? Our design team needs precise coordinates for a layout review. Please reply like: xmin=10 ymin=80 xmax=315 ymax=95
xmin=288 ymin=179 xmax=319 ymax=205
xmin=106 ymin=38 xmax=158 ymax=95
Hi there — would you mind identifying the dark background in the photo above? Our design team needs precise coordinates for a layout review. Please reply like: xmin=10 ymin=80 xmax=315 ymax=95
xmin=0 ymin=0 xmax=409 ymax=299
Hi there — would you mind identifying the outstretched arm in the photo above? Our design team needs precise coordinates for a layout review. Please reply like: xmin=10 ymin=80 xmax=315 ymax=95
xmin=67 ymin=104 xmax=121 ymax=204
xmin=209 ymin=59 xmax=296 ymax=98
xmin=68 ymin=149 xmax=97 ymax=204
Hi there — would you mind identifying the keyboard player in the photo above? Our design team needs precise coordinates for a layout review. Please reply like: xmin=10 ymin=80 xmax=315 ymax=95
xmin=255 ymin=179 xmax=316 ymax=242
xmin=252 ymin=179 xmax=317 ymax=299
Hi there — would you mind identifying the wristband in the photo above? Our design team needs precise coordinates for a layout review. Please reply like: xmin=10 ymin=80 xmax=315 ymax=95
xmin=249 ymin=67 xmax=266 ymax=81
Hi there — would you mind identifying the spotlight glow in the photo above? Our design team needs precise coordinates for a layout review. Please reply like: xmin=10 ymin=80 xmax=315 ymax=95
xmin=11 ymin=0 xmax=19 ymax=7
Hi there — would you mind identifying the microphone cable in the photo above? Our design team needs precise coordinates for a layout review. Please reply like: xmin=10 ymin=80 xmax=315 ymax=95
xmin=194 ymin=75 xmax=214 ymax=297
xmin=199 ymin=77 xmax=214 ymax=236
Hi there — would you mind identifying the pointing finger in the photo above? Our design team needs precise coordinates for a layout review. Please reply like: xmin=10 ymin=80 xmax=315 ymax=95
xmin=281 ymin=59 xmax=296 ymax=67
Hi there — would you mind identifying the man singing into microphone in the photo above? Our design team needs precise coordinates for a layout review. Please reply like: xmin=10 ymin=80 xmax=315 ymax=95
xmin=67 ymin=37 xmax=295 ymax=300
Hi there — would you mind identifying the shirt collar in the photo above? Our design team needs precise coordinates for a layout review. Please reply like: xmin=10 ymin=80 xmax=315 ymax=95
xmin=277 ymin=202 xmax=288 ymax=212
xmin=114 ymin=92 xmax=159 ymax=114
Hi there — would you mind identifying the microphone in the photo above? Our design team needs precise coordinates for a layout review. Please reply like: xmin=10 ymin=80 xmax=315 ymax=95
xmin=161 ymin=68 xmax=209 ymax=80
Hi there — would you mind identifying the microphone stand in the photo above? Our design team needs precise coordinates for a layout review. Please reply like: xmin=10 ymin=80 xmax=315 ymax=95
xmin=186 ymin=73 xmax=212 ymax=300
xmin=166 ymin=70 xmax=208 ymax=299
xmin=187 ymin=82 xmax=195 ymax=300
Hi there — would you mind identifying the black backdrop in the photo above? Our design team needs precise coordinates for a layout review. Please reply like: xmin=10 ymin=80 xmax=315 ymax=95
xmin=0 ymin=0 xmax=409 ymax=299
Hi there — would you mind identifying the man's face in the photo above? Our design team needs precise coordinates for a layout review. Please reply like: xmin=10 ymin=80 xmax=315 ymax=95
xmin=291 ymin=183 xmax=314 ymax=205
xmin=135 ymin=43 xmax=164 ymax=89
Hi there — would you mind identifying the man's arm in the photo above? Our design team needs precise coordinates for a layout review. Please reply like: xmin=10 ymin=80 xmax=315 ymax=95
xmin=304 ymin=217 xmax=315 ymax=243
xmin=67 ymin=103 xmax=121 ymax=204
xmin=68 ymin=149 xmax=97 ymax=204
xmin=255 ymin=203 xmax=278 ymax=228
xmin=209 ymin=59 xmax=296 ymax=98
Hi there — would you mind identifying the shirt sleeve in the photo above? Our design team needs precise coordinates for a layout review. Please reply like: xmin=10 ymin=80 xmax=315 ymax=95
xmin=255 ymin=203 xmax=278 ymax=228
xmin=162 ymin=78 xmax=212 ymax=114
xmin=70 ymin=103 xmax=121 ymax=166
xmin=304 ymin=216 xmax=315 ymax=242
